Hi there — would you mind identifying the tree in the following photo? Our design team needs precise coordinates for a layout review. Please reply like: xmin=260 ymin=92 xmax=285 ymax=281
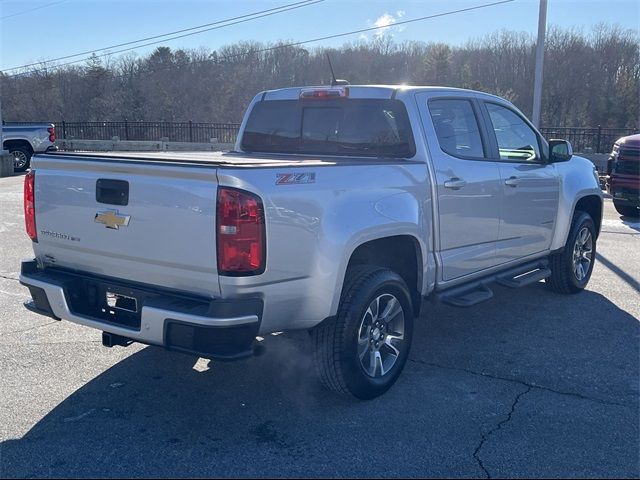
xmin=1 ymin=24 xmax=637 ymax=128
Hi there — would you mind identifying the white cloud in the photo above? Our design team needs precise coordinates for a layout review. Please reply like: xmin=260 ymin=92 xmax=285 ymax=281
xmin=374 ymin=13 xmax=396 ymax=28
xmin=371 ymin=11 xmax=406 ymax=38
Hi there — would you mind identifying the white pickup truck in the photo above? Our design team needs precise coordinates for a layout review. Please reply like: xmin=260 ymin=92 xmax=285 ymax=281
xmin=20 ymin=85 xmax=603 ymax=399
xmin=2 ymin=122 xmax=57 ymax=171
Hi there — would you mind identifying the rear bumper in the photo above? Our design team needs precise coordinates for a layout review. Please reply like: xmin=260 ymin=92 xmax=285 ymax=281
xmin=19 ymin=260 xmax=262 ymax=360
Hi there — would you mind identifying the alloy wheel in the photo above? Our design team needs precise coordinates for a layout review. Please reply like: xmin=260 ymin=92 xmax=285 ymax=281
xmin=572 ymin=226 xmax=593 ymax=282
xmin=11 ymin=150 xmax=28 ymax=170
xmin=357 ymin=293 xmax=405 ymax=378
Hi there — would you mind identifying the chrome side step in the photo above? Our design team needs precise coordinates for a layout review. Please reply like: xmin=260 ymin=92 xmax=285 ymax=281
xmin=496 ymin=268 xmax=551 ymax=288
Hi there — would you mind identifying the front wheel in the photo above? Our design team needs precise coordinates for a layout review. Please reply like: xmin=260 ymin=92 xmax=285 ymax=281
xmin=613 ymin=201 xmax=639 ymax=218
xmin=546 ymin=211 xmax=597 ymax=294
xmin=312 ymin=266 xmax=414 ymax=400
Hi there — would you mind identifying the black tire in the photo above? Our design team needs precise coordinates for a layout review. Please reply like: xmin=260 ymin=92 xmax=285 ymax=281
xmin=10 ymin=146 xmax=32 ymax=172
xmin=613 ymin=201 xmax=639 ymax=218
xmin=546 ymin=211 xmax=597 ymax=294
xmin=312 ymin=265 xmax=414 ymax=400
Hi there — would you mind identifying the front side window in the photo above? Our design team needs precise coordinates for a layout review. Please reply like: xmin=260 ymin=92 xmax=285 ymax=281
xmin=428 ymin=99 xmax=485 ymax=159
xmin=486 ymin=103 xmax=541 ymax=162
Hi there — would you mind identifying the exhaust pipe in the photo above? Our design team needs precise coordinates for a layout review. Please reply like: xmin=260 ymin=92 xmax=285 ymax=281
xmin=102 ymin=331 xmax=133 ymax=348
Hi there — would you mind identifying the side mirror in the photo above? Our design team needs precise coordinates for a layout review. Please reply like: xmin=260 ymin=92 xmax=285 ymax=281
xmin=549 ymin=139 xmax=573 ymax=162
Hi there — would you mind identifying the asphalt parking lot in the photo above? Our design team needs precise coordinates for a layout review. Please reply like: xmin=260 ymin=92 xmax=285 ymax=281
xmin=0 ymin=171 xmax=638 ymax=478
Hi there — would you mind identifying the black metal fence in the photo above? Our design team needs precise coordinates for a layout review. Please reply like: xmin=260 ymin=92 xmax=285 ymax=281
xmin=56 ymin=121 xmax=241 ymax=144
xmin=5 ymin=121 xmax=637 ymax=153
xmin=539 ymin=126 xmax=637 ymax=154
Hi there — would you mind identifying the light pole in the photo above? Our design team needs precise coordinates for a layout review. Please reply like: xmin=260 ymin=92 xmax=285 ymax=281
xmin=532 ymin=0 xmax=547 ymax=128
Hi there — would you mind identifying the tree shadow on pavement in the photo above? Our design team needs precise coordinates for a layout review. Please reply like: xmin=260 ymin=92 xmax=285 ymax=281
xmin=596 ymin=252 xmax=640 ymax=292
xmin=1 ymin=286 xmax=638 ymax=478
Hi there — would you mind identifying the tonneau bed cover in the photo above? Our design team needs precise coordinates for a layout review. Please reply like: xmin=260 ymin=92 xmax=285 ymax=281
xmin=40 ymin=150 xmax=361 ymax=168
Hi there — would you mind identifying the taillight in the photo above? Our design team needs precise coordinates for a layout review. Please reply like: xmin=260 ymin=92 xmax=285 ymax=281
xmin=216 ymin=187 xmax=265 ymax=275
xmin=47 ymin=126 xmax=56 ymax=143
xmin=24 ymin=170 xmax=37 ymax=242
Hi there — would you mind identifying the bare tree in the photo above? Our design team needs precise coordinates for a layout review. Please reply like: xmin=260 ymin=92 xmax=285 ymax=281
xmin=2 ymin=24 xmax=638 ymax=128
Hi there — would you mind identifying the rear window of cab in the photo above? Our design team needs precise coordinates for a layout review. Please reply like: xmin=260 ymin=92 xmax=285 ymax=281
xmin=241 ymin=99 xmax=416 ymax=158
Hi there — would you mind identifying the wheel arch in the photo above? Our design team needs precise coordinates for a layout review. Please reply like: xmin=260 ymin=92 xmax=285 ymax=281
xmin=3 ymin=139 xmax=34 ymax=154
xmin=551 ymin=156 xmax=604 ymax=251
xmin=574 ymin=194 xmax=603 ymax=237
xmin=338 ymin=234 xmax=424 ymax=318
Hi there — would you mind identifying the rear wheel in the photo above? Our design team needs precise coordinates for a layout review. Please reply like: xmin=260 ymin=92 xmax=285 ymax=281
xmin=10 ymin=146 xmax=32 ymax=172
xmin=613 ymin=201 xmax=639 ymax=218
xmin=546 ymin=211 xmax=596 ymax=294
xmin=312 ymin=266 xmax=414 ymax=400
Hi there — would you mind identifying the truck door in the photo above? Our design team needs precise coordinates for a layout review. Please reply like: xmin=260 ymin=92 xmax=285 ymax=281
xmin=479 ymin=101 xmax=560 ymax=263
xmin=416 ymin=93 xmax=502 ymax=281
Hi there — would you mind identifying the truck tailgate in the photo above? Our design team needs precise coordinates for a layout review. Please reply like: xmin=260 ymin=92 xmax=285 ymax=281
xmin=31 ymin=155 xmax=221 ymax=298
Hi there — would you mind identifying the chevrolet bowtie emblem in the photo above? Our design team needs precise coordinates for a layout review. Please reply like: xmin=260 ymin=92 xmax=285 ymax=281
xmin=95 ymin=209 xmax=131 ymax=229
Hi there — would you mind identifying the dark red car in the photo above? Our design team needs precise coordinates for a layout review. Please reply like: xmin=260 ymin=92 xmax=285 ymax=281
xmin=607 ymin=133 xmax=640 ymax=217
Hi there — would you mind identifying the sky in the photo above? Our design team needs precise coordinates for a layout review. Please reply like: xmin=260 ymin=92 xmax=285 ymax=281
xmin=1 ymin=0 xmax=639 ymax=72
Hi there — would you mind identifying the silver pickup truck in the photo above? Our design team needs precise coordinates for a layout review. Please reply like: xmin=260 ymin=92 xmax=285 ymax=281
xmin=20 ymin=85 xmax=603 ymax=399
xmin=2 ymin=122 xmax=57 ymax=171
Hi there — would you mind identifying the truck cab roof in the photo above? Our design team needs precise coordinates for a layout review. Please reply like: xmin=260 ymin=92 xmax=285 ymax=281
xmin=258 ymin=84 xmax=506 ymax=103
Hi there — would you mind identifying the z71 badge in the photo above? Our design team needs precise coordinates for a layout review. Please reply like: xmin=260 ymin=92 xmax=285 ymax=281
xmin=276 ymin=172 xmax=316 ymax=185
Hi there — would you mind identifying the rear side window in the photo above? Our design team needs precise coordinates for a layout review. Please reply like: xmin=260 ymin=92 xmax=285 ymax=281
xmin=241 ymin=99 xmax=415 ymax=158
xmin=428 ymin=99 xmax=485 ymax=159
xmin=241 ymin=100 xmax=299 ymax=151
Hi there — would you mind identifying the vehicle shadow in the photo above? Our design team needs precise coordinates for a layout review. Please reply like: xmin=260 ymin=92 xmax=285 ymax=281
xmin=0 ymin=171 xmax=27 ymax=179
xmin=619 ymin=214 xmax=640 ymax=231
xmin=1 ymin=286 xmax=638 ymax=478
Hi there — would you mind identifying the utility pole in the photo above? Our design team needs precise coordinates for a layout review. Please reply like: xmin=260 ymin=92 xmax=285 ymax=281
xmin=532 ymin=0 xmax=547 ymax=128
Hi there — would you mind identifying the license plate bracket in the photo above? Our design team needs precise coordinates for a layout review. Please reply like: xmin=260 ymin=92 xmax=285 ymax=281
xmin=106 ymin=291 xmax=138 ymax=313
xmin=64 ymin=278 xmax=145 ymax=330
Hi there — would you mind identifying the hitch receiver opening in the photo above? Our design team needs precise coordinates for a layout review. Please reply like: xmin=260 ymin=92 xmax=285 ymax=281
xmin=102 ymin=331 xmax=133 ymax=348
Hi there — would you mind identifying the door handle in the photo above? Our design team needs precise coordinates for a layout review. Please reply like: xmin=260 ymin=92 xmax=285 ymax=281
xmin=444 ymin=178 xmax=467 ymax=190
xmin=505 ymin=176 xmax=521 ymax=187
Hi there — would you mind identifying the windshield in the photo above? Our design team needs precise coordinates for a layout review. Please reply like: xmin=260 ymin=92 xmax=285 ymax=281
xmin=241 ymin=99 xmax=415 ymax=158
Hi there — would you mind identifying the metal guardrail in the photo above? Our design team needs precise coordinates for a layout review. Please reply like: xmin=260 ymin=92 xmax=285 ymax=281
xmin=2 ymin=121 xmax=52 ymax=126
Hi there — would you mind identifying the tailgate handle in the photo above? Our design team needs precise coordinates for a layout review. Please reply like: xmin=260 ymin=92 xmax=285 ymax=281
xmin=96 ymin=179 xmax=129 ymax=206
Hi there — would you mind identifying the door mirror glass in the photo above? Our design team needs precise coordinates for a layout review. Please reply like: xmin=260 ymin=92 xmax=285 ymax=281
xmin=549 ymin=139 xmax=573 ymax=162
